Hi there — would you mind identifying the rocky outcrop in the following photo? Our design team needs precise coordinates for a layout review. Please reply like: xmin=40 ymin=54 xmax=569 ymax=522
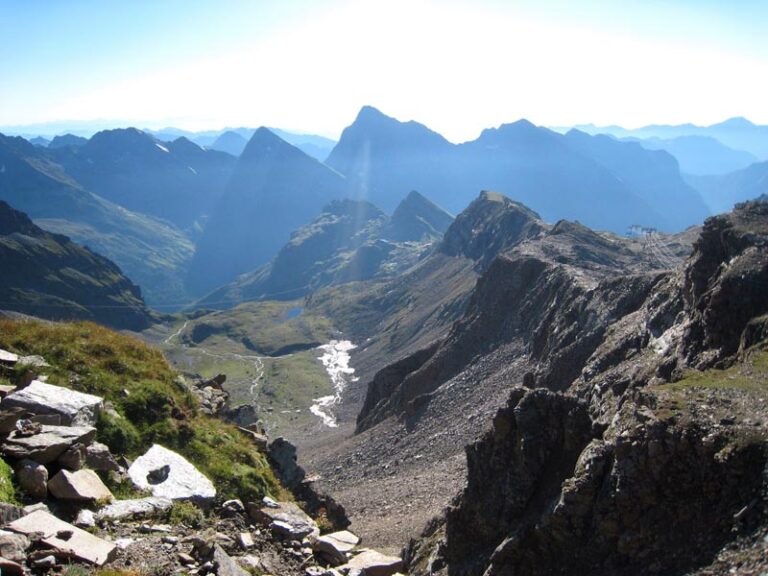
xmin=396 ymin=201 xmax=768 ymax=575
xmin=2 ymin=380 xmax=102 ymax=426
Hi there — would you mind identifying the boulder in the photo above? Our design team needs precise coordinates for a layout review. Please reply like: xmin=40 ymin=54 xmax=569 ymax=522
xmin=58 ymin=443 xmax=86 ymax=470
xmin=313 ymin=530 xmax=360 ymax=565
xmin=96 ymin=496 xmax=174 ymax=522
xmin=0 ymin=385 xmax=15 ymax=399
xmin=340 ymin=550 xmax=403 ymax=576
xmin=15 ymin=458 xmax=48 ymax=499
xmin=212 ymin=544 xmax=250 ymax=576
xmin=0 ymin=349 xmax=19 ymax=366
xmin=1 ymin=380 xmax=102 ymax=426
xmin=248 ymin=498 xmax=319 ymax=540
xmin=0 ymin=530 xmax=30 ymax=563
xmin=48 ymin=469 xmax=113 ymax=502
xmin=7 ymin=510 xmax=116 ymax=565
xmin=128 ymin=444 xmax=215 ymax=501
xmin=268 ymin=437 xmax=305 ymax=488
xmin=1 ymin=425 xmax=96 ymax=464
xmin=85 ymin=442 xmax=120 ymax=471
xmin=0 ymin=407 xmax=28 ymax=434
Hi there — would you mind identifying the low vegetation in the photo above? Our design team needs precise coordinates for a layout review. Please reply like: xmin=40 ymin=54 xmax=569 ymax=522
xmin=0 ymin=319 xmax=286 ymax=502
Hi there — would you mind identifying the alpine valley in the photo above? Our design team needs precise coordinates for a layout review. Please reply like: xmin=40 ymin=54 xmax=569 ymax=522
xmin=1 ymin=107 xmax=767 ymax=576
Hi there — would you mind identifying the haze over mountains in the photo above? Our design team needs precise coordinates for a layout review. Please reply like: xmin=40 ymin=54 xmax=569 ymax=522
xmin=1 ymin=106 xmax=766 ymax=312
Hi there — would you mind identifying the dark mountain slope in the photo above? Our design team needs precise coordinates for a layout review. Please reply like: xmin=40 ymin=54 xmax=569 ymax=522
xmin=564 ymin=129 xmax=710 ymax=230
xmin=0 ymin=200 xmax=152 ymax=329
xmin=0 ymin=133 xmax=194 ymax=307
xmin=51 ymin=128 xmax=235 ymax=229
xmin=187 ymin=128 xmax=347 ymax=295
xmin=404 ymin=200 xmax=768 ymax=576
xmin=48 ymin=133 xmax=87 ymax=149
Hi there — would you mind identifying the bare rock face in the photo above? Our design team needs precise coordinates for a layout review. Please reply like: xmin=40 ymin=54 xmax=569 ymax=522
xmin=1 ymin=425 xmax=97 ymax=464
xmin=128 ymin=444 xmax=215 ymax=501
xmin=1 ymin=380 xmax=103 ymax=426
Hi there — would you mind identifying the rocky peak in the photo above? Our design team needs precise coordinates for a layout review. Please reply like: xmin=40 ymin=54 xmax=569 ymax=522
xmin=384 ymin=190 xmax=454 ymax=242
xmin=439 ymin=191 xmax=545 ymax=263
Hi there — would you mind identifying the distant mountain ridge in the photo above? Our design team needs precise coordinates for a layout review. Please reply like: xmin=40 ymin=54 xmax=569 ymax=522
xmin=0 ymin=200 xmax=152 ymax=329
xmin=196 ymin=191 xmax=453 ymax=307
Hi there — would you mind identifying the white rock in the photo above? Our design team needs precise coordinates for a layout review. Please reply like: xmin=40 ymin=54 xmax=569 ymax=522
xmin=128 ymin=444 xmax=215 ymax=501
xmin=2 ymin=425 xmax=97 ymax=464
xmin=340 ymin=549 xmax=403 ymax=576
xmin=75 ymin=509 xmax=96 ymax=528
xmin=1 ymin=380 xmax=102 ymax=426
xmin=0 ymin=349 xmax=19 ymax=365
xmin=313 ymin=530 xmax=361 ymax=565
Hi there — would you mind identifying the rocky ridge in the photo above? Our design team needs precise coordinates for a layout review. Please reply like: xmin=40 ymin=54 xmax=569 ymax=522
xmin=401 ymin=200 xmax=768 ymax=575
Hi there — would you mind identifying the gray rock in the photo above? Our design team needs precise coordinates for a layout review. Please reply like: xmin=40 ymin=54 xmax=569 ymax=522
xmin=58 ymin=442 xmax=87 ymax=470
xmin=237 ymin=532 xmax=254 ymax=550
xmin=96 ymin=496 xmax=174 ymax=521
xmin=0 ymin=502 xmax=24 ymax=524
xmin=221 ymin=498 xmax=245 ymax=516
xmin=213 ymin=544 xmax=250 ymax=576
xmin=48 ymin=469 xmax=113 ymax=502
xmin=128 ymin=444 xmax=215 ymax=501
xmin=313 ymin=530 xmax=360 ymax=565
xmin=1 ymin=424 xmax=97 ymax=464
xmin=22 ymin=502 xmax=49 ymax=515
xmin=32 ymin=555 xmax=57 ymax=569
xmin=0 ymin=407 xmax=28 ymax=434
xmin=340 ymin=549 xmax=403 ymax=576
xmin=15 ymin=458 xmax=48 ymax=499
xmin=17 ymin=355 xmax=49 ymax=369
xmin=0 ymin=530 xmax=30 ymax=563
xmin=248 ymin=500 xmax=319 ymax=540
xmin=74 ymin=509 xmax=96 ymax=528
xmin=7 ymin=509 xmax=116 ymax=565
xmin=85 ymin=441 xmax=120 ymax=471
xmin=1 ymin=380 xmax=102 ymax=426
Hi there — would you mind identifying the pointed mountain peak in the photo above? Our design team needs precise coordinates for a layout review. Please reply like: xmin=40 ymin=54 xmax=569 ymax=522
xmin=355 ymin=105 xmax=390 ymax=123
xmin=239 ymin=127 xmax=304 ymax=162
xmin=386 ymin=190 xmax=454 ymax=242
xmin=0 ymin=200 xmax=40 ymax=235
xmin=717 ymin=117 xmax=755 ymax=128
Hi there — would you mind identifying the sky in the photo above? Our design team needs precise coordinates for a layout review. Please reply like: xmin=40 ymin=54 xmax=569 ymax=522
xmin=1 ymin=0 xmax=767 ymax=142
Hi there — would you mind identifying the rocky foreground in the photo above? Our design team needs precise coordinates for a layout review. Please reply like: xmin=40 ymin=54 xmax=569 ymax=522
xmin=0 ymin=346 xmax=403 ymax=576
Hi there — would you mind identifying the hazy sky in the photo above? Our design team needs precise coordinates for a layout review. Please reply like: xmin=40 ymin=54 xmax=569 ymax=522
xmin=1 ymin=0 xmax=767 ymax=141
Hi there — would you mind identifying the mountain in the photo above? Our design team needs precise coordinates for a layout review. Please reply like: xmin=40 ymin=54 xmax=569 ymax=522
xmin=0 ymin=200 xmax=152 ymax=329
xmin=197 ymin=191 xmax=453 ymax=308
xmin=383 ymin=190 xmax=454 ymax=241
xmin=326 ymin=107 xmax=701 ymax=233
xmin=28 ymin=136 xmax=50 ymax=147
xmin=326 ymin=106 xmax=456 ymax=212
xmin=403 ymin=200 xmax=768 ymax=576
xmin=0 ymin=133 xmax=194 ymax=307
xmin=50 ymin=128 xmax=236 ymax=229
xmin=48 ymin=133 xmax=88 ymax=149
xmin=209 ymin=130 xmax=248 ymax=156
xmin=268 ymin=128 xmax=337 ymax=162
xmin=186 ymin=128 xmax=347 ymax=295
xmin=686 ymin=160 xmax=768 ymax=214
xmin=570 ymin=117 xmax=768 ymax=160
xmin=626 ymin=135 xmax=759 ymax=175
xmin=564 ymin=129 xmax=710 ymax=230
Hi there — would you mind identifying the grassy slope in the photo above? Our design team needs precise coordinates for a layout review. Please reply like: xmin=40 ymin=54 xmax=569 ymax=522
xmin=0 ymin=319 xmax=286 ymax=502
xmin=157 ymin=300 xmax=339 ymax=435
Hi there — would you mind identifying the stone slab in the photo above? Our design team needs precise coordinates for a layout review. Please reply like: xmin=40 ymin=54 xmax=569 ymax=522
xmin=1 ymin=380 xmax=102 ymax=426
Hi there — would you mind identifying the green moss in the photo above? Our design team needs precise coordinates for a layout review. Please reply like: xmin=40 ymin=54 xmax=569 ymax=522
xmin=166 ymin=501 xmax=204 ymax=528
xmin=0 ymin=456 xmax=17 ymax=503
xmin=0 ymin=319 xmax=286 ymax=502
xmin=660 ymin=350 xmax=768 ymax=393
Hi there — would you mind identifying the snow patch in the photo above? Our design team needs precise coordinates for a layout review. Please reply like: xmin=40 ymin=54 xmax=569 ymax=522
xmin=155 ymin=143 xmax=170 ymax=153
xmin=310 ymin=340 xmax=357 ymax=428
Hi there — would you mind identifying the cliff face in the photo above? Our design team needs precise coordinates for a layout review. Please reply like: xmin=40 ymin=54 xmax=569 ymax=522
xmin=404 ymin=201 xmax=768 ymax=576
